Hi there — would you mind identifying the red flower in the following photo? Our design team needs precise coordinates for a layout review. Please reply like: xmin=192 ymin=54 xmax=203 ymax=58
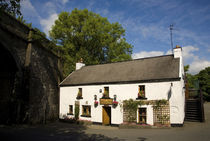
xmin=113 ymin=101 xmax=118 ymax=104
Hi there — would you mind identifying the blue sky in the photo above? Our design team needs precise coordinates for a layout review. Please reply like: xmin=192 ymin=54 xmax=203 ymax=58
xmin=20 ymin=0 xmax=210 ymax=74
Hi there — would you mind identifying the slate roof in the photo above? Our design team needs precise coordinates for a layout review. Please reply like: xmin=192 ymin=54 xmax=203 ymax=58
xmin=60 ymin=55 xmax=180 ymax=86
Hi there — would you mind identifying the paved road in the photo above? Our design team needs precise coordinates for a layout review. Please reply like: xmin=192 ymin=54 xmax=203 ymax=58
xmin=1 ymin=103 xmax=210 ymax=141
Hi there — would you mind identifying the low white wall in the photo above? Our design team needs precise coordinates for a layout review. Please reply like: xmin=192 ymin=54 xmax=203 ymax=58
xmin=60 ymin=80 xmax=185 ymax=125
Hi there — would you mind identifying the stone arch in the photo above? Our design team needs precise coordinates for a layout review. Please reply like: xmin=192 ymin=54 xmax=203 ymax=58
xmin=0 ymin=43 xmax=26 ymax=124
xmin=0 ymin=44 xmax=18 ymax=123
xmin=0 ymin=39 xmax=23 ymax=72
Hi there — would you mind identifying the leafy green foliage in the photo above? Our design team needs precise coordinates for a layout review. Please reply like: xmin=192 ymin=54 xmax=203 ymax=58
xmin=184 ymin=65 xmax=190 ymax=73
xmin=123 ymin=99 xmax=168 ymax=122
xmin=185 ymin=65 xmax=210 ymax=101
xmin=74 ymin=104 xmax=79 ymax=120
xmin=0 ymin=0 xmax=21 ymax=16
xmin=50 ymin=8 xmax=133 ymax=76
xmin=184 ymin=65 xmax=199 ymax=89
xmin=197 ymin=67 xmax=210 ymax=101
xmin=153 ymin=99 xmax=168 ymax=109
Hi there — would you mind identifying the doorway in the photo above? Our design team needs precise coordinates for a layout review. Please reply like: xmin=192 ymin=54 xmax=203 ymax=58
xmin=102 ymin=106 xmax=111 ymax=125
xmin=138 ymin=108 xmax=147 ymax=124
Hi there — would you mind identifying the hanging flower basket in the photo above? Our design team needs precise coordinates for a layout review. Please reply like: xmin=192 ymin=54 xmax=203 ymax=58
xmin=112 ymin=101 xmax=118 ymax=106
xmin=94 ymin=101 xmax=99 ymax=107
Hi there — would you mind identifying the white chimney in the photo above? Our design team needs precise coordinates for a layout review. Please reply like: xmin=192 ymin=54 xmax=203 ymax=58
xmin=173 ymin=45 xmax=184 ymax=78
xmin=173 ymin=45 xmax=182 ymax=58
xmin=76 ymin=58 xmax=85 ymax=70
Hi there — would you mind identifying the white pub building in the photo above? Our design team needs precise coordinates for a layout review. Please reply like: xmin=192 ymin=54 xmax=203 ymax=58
xmin=59 ymin=46 xmax=185 ymax=126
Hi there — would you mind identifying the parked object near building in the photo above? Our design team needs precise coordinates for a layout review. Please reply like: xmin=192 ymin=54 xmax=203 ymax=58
xmin=59 ymin=47 xmax=185 ymax=126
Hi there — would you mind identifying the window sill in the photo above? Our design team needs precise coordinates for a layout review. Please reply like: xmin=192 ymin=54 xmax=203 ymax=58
xmin=81 ymin=115 xmax=91 ymax=118
xmin=67 ymin=113 xmax=73 ymax=115
xmin=136 ymin=97 xmax=147 ymax=100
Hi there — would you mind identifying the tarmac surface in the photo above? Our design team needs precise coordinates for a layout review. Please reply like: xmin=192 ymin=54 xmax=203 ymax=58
xmin=0 ymin=102 xmax=210 ymax=141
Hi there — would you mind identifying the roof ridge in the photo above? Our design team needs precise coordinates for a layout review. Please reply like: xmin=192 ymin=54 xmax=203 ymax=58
xmin=83 ymin=54 xmax=174 ymax=68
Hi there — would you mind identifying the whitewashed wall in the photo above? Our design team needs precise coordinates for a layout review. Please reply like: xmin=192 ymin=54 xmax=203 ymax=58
xmin=59 ymin=80 xmax=185 ymax=125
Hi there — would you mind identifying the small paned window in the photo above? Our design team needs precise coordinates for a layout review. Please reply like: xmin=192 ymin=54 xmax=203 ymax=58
xmin=139 ymin=108 xmax=147 ymax=124
xmin=103 ymin=87 xmax=109 ymax=98
xmin=77 ymin=88 xmax=83 ymax=99
xmin=138 ymin=85 xmax=145 ymax=98
xmin=68 ymin=105 xmax=73 ymax=115
xmin=82 ymin=105 xmax=91 ymax=117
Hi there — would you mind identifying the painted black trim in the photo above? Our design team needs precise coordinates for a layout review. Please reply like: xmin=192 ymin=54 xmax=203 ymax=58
xmin=171 ymin=124 xmax=183 ymax=127
xmin=80 ymin=115 xmax=91 ymax=118
xmin=92 ymin=122 xmax=102 ymax=125
xmin=92 ymin=122 xmax=119 ymax=127
xmin=136 ymin=97 xmax=147 ymax=100
xmin=60 ymin=78 xmax=181 ymax=87
xmin=111 ymin=124 xmax=120 ymax=127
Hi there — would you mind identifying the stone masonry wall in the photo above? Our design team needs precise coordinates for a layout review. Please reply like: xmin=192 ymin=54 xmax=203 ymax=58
xmin=0 ymin=11 xmax=62 ymax=124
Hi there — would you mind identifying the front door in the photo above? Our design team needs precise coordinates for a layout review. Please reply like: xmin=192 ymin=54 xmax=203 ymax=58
xmin=139 ymin=108 xmax=146 ymax=124
xmin=102 ymin=106 xmax=111 ymax=125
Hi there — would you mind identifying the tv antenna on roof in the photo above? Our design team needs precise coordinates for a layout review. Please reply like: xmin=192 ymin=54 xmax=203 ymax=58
xmin=169 ymin=24 xmax=174 ymax=53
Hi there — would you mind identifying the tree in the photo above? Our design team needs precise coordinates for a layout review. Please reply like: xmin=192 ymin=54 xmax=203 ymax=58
xmin=197 ymin=67 xmax=210 ymax=101
xmin=50 ymin=8 xmax=133 ymax=76
xmin=184 ymin=65 xmax=190 ymax=73
xmin=184 ymin=65 xmax=198 ymax=89
xmin=185 ymin=65 xmax=210 ymax=101
xmin=0 ymin=0 xmax=21 ymax=16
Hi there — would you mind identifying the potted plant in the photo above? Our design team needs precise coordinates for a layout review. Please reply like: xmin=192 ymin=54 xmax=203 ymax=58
xmin=112 ymin=101 xmax=118 ymax=107
xmin=94 ymin=101 xmax=99 ymax=107
xmin=138 ymin=91 xmax=145 ymax=98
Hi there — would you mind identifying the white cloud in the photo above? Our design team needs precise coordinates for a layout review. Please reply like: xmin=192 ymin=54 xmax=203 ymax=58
xmin=189 ymin=59 xmax=210 ymax=74
xmin=181 ymin=46 xmax=210 ymax=74
xmin=40 ymin=13 xmax=58 ymax=36
xmin=132 ymin=51 xmax=164 ymax=59
xmin=132 ymin=45 xmax=210 ymax=74
xmin=62 ymin=0 xmax=68 ymax=5
xmin=182 ymin=46 xmax=199 ymax=62
xmin=44 ymin=1 xmax=58 ymax=15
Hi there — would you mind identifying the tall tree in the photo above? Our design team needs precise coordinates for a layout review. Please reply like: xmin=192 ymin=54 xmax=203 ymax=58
xmin=50 ymin=8 xmax=133 ymax=76
xmin=197 ymin=67 xmax=210 ymax=101
xmin=184 ymin=65 xmax=199 ymax=89
xmin=0 ymin=0 xmax=21 ymax=16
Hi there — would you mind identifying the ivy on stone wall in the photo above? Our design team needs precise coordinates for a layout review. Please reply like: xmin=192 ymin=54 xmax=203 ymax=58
xmin=123 ymin=99 xmax=168 ymax=123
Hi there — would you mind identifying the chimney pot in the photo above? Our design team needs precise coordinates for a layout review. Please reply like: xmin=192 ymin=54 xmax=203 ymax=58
xmin=80 ymin=58 xmax=83 ymax=63
xmin=76 ymin=58 xmax=85 ymax=70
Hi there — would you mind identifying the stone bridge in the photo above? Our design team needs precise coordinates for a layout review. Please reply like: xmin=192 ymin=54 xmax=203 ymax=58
xmin=0 ymin=11 xmax=62 ymax=124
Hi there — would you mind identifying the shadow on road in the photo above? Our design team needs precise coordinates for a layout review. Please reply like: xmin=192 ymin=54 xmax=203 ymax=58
xmin=0 ymin=121 xmax=124 ymax=141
